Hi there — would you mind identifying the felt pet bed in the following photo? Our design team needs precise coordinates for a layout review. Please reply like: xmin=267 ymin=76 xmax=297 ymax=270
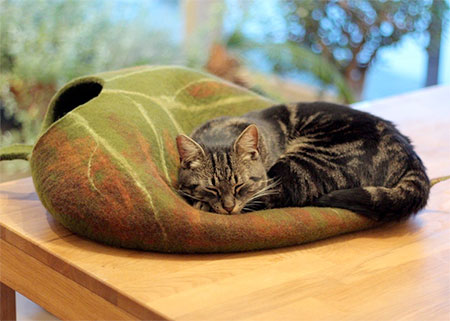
xmin=0 ymin=65 xmax=408 ymax=253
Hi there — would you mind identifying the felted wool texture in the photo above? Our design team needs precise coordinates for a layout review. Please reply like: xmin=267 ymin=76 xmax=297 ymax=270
xmin=7 ymin=66 xmax=380 ymax=253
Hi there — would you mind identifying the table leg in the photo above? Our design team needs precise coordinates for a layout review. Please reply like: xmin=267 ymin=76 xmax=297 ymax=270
xmin=0 ymin=281 xmax=16 ymax=321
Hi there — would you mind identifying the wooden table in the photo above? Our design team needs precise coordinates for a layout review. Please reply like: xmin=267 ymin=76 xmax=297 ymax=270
xmin=1 ymin=86 xmax=449 ymax=321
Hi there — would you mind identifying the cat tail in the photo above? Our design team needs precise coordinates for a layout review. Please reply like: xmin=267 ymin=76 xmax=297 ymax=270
xmin=314 ymin=168 xmax=431 ymax=222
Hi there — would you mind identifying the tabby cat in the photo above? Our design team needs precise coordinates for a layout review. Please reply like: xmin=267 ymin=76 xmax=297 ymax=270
xmin=176 ymin=102 xmax=430 ymax=221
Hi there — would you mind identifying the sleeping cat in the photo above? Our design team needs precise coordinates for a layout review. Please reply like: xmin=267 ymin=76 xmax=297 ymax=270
xmin=176 ymin=102 xmax=430 ymax=221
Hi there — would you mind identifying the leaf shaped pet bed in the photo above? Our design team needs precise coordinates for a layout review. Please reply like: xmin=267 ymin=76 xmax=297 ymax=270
xmin=1 ymin=66 xmax=390 ymax=253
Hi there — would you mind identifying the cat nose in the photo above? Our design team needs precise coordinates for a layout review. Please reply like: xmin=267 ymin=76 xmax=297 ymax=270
xmin=222 ymin=199 xmax=235 ymax=213
xmin=223 ymin=205 xmax=234 ymax=213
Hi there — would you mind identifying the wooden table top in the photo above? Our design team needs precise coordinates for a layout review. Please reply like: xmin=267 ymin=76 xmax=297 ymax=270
xmin=1 ymin=85 xmax=449 ymax=320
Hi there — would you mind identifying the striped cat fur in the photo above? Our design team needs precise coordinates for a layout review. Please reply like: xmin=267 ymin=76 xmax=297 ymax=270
xmin=176 ymin=102 xmax=430 ymax=221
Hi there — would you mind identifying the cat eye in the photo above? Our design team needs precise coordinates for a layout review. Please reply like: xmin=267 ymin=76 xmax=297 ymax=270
xmin=249 ymin=176 xmax=262 ymax=182
xmin=233 ymin=183 xmax=244 ymax=195
xmin=185 ymin=184 xmax=199 ymax=190
xmin=204 ymin=186 xmax=219 ymax=195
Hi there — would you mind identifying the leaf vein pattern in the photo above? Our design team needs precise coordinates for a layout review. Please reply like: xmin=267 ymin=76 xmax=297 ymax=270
xmin=87 ymin=140 xmax=102 ymax=195
xmin=120 ymin=94 xmax=171 ymax=183
xmin=172 ymin=78 xmax=216 ymax=101
xmin=69 ymin=112 xmax=168 ymax=243
xmin=169 ymin=95 xmax=262 ymax=112
xmin=103 ymin=88 xmax=263 ymax=113
xmin=102 ymin=89 xmax=184 ymax=134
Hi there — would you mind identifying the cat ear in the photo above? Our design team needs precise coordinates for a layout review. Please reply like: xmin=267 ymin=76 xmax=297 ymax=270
xmin=234 ymin=124 xmax=259 ymax=161
xmin=176 ymin=135 xmax=205 ymax=169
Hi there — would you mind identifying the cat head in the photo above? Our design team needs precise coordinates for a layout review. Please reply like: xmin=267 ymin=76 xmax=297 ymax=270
xmin=176 ymin=124 xmax=272 ymax=214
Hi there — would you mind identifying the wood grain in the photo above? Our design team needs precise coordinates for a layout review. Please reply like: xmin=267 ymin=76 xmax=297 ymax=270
xmin=0 ymin=85 xmax=449 ymax=320
xmin=0 ymin=240 xmax=154 ymax=321
xmin=0 ymin=281 xmax=16 ymax=321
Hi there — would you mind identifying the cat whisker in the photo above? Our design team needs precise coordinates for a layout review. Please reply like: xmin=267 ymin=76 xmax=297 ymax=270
xmin=242 ymin=204 xmax=262 ymax=211
xmin=245 ymin=200 xmax=264 ymax=205
xmin=242 ymin=206 xmax=261 ymax=213
xmin=247 ymin=200 xmax=264 ymax=204
xmin=242 ymin=199 xmax=269 ymax=212
xmin=242 ymin=206 xmax=258 ymax=213
xmin=245 ymin=179 xmax=280 ymax=204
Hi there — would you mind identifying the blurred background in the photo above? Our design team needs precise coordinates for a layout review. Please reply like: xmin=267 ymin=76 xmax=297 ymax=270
xmin=1 ymin=0 xmax=449 ymax=182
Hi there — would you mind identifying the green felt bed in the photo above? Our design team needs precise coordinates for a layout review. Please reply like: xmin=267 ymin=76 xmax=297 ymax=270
xmin=1 ymin=65 xmax=383 ymax=253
